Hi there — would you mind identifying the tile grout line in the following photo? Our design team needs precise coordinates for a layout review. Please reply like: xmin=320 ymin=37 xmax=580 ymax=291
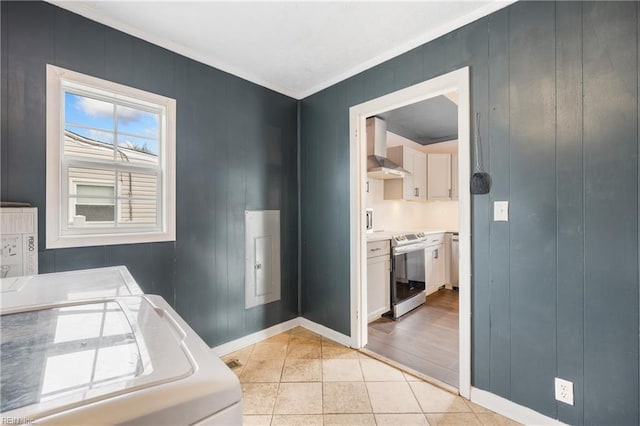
xmin=405 ymin=378 xmax=430 ymax=422
xmin=356 ymin=353 xmax=376 ymax=421
xmin=240 ymin=328 xmax=512 ymax=424
xmin=272 ymin=332 xmax=290 ymax=419
xmin=357 ymin=352 xmax=374 ymax=421
xmin=320 ymin=337 xmax=325 ymax=418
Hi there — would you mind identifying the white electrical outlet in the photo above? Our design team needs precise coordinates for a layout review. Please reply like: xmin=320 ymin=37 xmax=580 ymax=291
xmin=555 ymin=378 xmax=574 ymax=405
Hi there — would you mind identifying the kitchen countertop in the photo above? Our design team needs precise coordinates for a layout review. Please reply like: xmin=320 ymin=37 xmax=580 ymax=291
xmin=366 ymin=229 xmax=457 ymax=243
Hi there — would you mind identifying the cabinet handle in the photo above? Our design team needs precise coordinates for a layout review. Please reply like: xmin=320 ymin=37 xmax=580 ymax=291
xmin=366 ymin=181 xmax=370 ymax=193
xmin=371 ymin=248 xmax=381 ymax=252
xmin=433 ymin=249 xmax=439 ymax=259
xmin=414 ymin=187 xmax=419 ymax=197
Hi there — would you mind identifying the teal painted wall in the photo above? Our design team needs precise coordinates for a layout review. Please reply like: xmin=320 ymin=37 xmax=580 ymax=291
xmin=300 ymin=2 xmax=639 ymax=424
xmin=3 ymin=1 xmax=640 ymax=423
xmin=1 ymin=1 xmax=299 ymax=346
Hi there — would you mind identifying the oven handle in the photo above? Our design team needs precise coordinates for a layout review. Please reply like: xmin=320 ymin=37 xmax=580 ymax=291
xmin=393 ymin=242 xmax=428 ymax=255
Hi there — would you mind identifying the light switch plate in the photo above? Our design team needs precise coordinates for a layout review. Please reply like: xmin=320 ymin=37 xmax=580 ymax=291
xmin=494 ymin=201 xmax=509 ymax=221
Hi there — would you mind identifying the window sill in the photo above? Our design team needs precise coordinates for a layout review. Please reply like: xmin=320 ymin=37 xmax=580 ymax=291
xmin=46 ymin=230 xmax=176 ymax=249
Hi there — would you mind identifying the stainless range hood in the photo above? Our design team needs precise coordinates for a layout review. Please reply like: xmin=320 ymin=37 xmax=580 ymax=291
xmin=366 ymin=117 xmax=410 ymax=179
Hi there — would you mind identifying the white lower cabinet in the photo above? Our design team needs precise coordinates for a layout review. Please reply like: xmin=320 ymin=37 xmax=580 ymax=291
xmin=424 ymin=240 xmax=446 ymax=296
xmin=367 ymin=241 xmax=391 ymax=322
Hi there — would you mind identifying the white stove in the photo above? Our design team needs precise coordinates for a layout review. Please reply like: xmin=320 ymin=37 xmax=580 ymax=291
xmin=389 ymin=232 xmax=429 ymax=319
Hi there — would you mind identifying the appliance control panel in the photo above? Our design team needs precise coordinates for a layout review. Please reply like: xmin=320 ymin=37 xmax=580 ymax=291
xmin=393 ymin=235 xmax=407 ymax=243
xmin=391 ymin=232 xmax=436 ymax=246
xmin=392 ymin=232 xmax=429 ymax=246
xmin=0 ymin=208 xmax=38 ymax=278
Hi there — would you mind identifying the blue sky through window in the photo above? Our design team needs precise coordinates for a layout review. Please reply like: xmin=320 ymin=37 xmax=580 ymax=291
xmin=64 ymin=93 xmax=159 ymax=156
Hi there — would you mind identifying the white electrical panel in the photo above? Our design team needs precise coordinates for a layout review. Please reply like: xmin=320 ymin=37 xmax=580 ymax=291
xmin=245 ymin=210 xmax=281 ymax=309
xmin=1 ymin=208 xmax=38 ymax=278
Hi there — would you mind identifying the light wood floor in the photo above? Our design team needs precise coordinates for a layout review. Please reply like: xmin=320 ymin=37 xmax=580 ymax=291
xmin=366 ymin=289 xmax=459 ymax=387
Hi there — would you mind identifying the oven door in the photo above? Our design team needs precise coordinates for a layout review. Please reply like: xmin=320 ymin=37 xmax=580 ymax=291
xmin=391 ymin=243 xmax=427 ymax=318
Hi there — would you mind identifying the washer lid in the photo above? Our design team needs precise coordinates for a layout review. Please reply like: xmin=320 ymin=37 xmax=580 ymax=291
xmin=1 ymin=296 xmax=193 ymax=419
xmin=0 ymin=267 xmax=143 ymax=310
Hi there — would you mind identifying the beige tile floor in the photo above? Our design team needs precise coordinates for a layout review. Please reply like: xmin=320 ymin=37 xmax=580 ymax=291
xmin=222 ymin=327 xmax=519 ymax=426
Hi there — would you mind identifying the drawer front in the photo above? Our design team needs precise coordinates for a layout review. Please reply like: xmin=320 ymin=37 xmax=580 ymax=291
xmin=425 ymin=233 xmax=445 ymax=246
xmin=367 ymin=240 xmax=390 ymax=258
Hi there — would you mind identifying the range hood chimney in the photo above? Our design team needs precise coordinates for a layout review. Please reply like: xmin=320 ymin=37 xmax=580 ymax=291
xmin=366 ymin=117 xmax=411 ymax=179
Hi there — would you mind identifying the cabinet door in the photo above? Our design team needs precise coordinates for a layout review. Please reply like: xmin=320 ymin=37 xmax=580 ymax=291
xmin=367 ymin=256 xmax=391 ymax=322
xmin=451 ymin=153 xmax=458 ymax=200
xmin=383 ymin=146 xmax=427 ymax=201
xmin=427 ymin=153 xmax=452 ymax=200
xmin=444 ymin=233 xmax=452 ymax=285
xmin=413 ymin=150 xmax=427 ymax=201
xmin=425 ymin=246 xmax=437 ymax=295
xmin=433 ymin=243 xmax=446 ymax=287
xmin=402 ymin=148 xmax=416 ymax=200
xmin=425 ymin=244 xmax=446 ymax=295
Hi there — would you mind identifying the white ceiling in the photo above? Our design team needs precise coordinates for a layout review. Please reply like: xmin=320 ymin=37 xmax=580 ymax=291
xmin=49 ymin=1 xmax=514 ymax=99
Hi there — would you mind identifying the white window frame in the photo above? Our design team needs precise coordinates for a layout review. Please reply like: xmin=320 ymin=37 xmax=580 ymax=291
xmin=46 ymin=64 xmax=176 ymax=248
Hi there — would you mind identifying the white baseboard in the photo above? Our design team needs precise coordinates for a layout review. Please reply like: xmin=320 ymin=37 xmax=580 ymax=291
xmin=211 ymin=316 xmax=353 ymax=356
xmin=470 ymin=387 xmax=565 ymax=425
xmin=367 ymin=307 xmax=388 ymax=323
xmin=212 ymin=317 xmax=301 ymax=356
xmin=298 ymin=317 xmax=352 ymax=347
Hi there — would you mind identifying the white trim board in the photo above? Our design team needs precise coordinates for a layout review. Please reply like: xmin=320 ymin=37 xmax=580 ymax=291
xmin=297 ymin=317 xmax=352 ymax=347
xmin=348 ymin=67 xmax=472 ymax=399
xmin=470 ymin=387 xmax=566 ymax=426
xmin=212 ymin=317 xmax=300 ymax=357
xmin=211 ymin=316 xmax=352 ymax=356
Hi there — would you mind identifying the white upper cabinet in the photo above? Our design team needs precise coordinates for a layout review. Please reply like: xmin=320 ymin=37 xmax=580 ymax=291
xmin=413 ymin=150 xmax=427 ymax=201
xmin=427 ymin=153 xmax=452 ymax=200
xmin=384 ymin=146 xmax=426 ymax=201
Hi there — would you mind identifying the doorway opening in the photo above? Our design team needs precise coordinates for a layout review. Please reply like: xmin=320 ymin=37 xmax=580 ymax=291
xmin=348 ymin=68 xmax=471 ymax=397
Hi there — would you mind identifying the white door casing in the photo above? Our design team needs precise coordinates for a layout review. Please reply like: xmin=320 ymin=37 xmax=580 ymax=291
xmin=348 ymin=67 xmax=471 ymax=398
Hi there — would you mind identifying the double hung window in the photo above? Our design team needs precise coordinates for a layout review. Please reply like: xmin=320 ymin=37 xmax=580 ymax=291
xmin=46 ymin=65 xmax=176 ymax=248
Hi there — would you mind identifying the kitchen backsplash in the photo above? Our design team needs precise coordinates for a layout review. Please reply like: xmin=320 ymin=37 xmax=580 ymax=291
xmin=366 ymin=178 xmax=459 ymax=231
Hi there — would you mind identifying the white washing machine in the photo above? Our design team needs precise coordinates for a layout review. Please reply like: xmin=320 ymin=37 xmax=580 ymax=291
xmin=0 ymin=267 xmax=243 ymax=425
xmin=0 ymin=266 xmax=143 ymax=307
